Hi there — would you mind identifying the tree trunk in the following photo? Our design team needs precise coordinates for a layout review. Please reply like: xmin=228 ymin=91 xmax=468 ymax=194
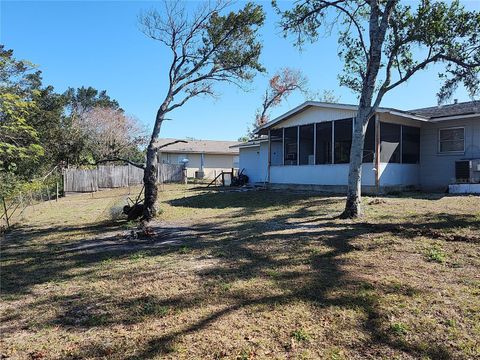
xmin=341 ymin=8 xmax=387 ymax=219
xmin=341 ymin=112 xmax=369 ymax=218
xmin=142 ymin=105 xmax=167 ymax=221
xmin=142 ymin=143 xmax=158 ymax=221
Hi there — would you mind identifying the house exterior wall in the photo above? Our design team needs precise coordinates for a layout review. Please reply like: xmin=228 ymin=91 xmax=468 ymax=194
xmin=239 ymin=143 xmax=268 ymax=183
xmin=272 ymin=106 xmax=356 ymax=128
xmin=419 ymin=116 xmax=480 ymax=190
xmin=261 ymin=106 xmax=419 ymax=190
xmin=268 ymin=163 xmax=418 ymax=188
xmin=269 ymin=164 xmax=376 ymax=186
xmin=159 ymin=152 xmax=238 ymax=179
xmin=239 ymin=105 xmax=479 ymax=192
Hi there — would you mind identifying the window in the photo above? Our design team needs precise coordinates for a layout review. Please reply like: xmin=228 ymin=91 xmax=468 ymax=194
xmin=402 ymin=126 xmax=420 ymax=163
xmin=299 ymin=124 xmax=314 ymax=165
xmin=316 ymin=121 xmax=332 ymax=164
xmin=363 ymin=118 xmax=376 ymax=163
xmin=334 ymin=119 xmax=352 ymax=164
xmin=284 ymin=126 xmax=298 ymax=165
xmin=439 ymin=127 xmax=464 ymax=153
xmin=380 ymin=122 xmax=401 ymax=163
xmin=270 ymin=129 xmax=283 ymax=166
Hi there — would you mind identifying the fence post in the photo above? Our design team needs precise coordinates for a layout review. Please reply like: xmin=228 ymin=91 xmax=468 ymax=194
xmin=56 ymin=181 xmax=59 ymax=202
xmin=63 ymin=169 xmax=66 ymax=195
xmin=128 ymin=164 xmax=131 ymax=194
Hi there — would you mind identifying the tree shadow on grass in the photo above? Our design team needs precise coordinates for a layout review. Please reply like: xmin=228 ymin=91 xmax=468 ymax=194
xmin=118 ymin=211 xmax=456 ymax=360
xmin=2 ymin=190 xmax=475 ymax=358
xmin=168 ymin=189 xmax=342 ymax=210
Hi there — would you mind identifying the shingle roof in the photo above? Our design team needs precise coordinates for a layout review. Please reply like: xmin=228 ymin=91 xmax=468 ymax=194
xmin=409 ymin=100 xmax=480 ymax=119
xmin=155 ymin=138 xmax=240 ymax=154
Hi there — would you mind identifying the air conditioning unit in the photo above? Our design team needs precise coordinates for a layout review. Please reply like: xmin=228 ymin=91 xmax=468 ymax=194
xmin=455 ymin=160 xmax=480 ymax=183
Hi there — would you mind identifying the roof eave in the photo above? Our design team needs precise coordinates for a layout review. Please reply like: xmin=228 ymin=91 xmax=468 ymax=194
xmin=255 ymin=101 xmax=361 ymax=135
xmin=255 ymin=103 xmax=429 ymax=135
xmin=159 ymin=150 xmax=238 ymax=155
xmin=428 ymin=113 xmax=479 ymax=122
xmin=378 ymin=109 xmax=429 ymax=122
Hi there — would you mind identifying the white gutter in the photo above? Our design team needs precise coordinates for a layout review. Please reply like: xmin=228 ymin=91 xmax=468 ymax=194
xmin=235 ymin=143 xmax=261 ymax=149
xmin=430 ymin=113 xmax=480 ymax=122
xmin=378 ymin=109 xmax=429 ymax=122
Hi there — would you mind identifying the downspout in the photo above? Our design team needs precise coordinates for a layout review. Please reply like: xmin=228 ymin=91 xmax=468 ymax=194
xmin=375 ymin=114 xmax=381 ymax=193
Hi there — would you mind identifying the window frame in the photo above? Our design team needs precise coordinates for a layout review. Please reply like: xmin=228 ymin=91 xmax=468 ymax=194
xmin=438 ymin=127 xmax=465 ymax=154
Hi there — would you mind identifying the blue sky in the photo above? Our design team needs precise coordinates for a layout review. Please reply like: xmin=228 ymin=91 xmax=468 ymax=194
xmin=2 ymin=1 xmax=479 ymax=141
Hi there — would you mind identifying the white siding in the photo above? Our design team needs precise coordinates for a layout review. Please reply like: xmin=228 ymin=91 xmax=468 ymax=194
xmin=239 ymin=142 xmax=268 ymax=183
xmin=269 ymin=163 xmax=418 ymax=187
xmin=379 ymin=163 xmax=419 ymax=186
xmin=270 ymin=164 xmax=376 ymax=186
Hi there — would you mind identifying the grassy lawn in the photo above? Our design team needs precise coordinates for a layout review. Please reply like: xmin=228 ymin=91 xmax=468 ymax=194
xmin=1 ymin=184 xmax=479 ymax=359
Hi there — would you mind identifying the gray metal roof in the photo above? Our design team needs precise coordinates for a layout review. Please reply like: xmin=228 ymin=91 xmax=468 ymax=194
xmin=409 ymin=100 xmax=480 ymax=119
xmin=155 ymin=138 xmax=240 ymax=154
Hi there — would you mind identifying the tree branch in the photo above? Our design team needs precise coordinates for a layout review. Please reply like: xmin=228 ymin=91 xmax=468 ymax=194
xmin=154 ymin=139 xmax=188 ymax=150
xmin=92 ymin=158 xmax=146 ymax=169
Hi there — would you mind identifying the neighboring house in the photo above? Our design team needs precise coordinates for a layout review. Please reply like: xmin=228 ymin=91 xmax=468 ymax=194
xmin=235 ymin=100 xmax=480 ymax=192
xmin=155 ymin=138 xmax=240 ymax=179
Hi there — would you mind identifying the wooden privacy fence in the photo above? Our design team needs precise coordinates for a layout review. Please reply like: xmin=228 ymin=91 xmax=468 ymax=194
xmin=64 ymin=164 xmax=184 ymax=193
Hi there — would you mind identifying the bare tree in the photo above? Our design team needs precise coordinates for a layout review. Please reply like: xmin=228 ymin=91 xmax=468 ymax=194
xmin=77 ymin=107 xmax=147 ymax=162
xmin=138 ymin=0 xmax=265 ymax=220
xmin=276 ymin=0 xmax=480 ymax=217
xmin=255 ymin=68 xmax=308 ymax=128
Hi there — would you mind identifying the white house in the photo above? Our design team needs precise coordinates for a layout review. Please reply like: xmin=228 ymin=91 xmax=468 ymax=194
xmin=235 ymin=101 xmax=480 ymax=193
xmin=156 ymin=138 xmax=240 ymax=179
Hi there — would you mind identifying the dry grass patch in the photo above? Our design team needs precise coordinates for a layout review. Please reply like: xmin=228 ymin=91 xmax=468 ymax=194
xmin=1 ymin=185 xmax=479 ymax=359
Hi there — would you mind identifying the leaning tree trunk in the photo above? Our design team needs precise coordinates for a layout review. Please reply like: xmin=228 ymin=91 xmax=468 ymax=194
xmin=142 ymin=105 xmax=168 ymax=221
xmin=143 ymin=143 xmax=159 ymax=221
xmin=341 ymin=13 xmax=386 ymax=218
xmin=341 ymin=111 xmax=369 ymax=218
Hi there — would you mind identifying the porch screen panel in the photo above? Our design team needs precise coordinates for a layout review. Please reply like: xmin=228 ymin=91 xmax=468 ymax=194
xmin=284 ymin=126 xmax=298 ymax=165
xmin=363 ymin=118 xmax=375 ymax=163
xmin=270 ymin=129 xmax=283 ymax=166
xmin=315 ymin=121 xmax=332 ymax=164
xmin=380 ymin=122 xmax=401 ymax=163
xmin=299 ymin=124 xmax=314 ymax=165
xmin=334 ymin=119 xmax=353 ymax=164
xmin=402 ymin=126 xmax=420 ymax=164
